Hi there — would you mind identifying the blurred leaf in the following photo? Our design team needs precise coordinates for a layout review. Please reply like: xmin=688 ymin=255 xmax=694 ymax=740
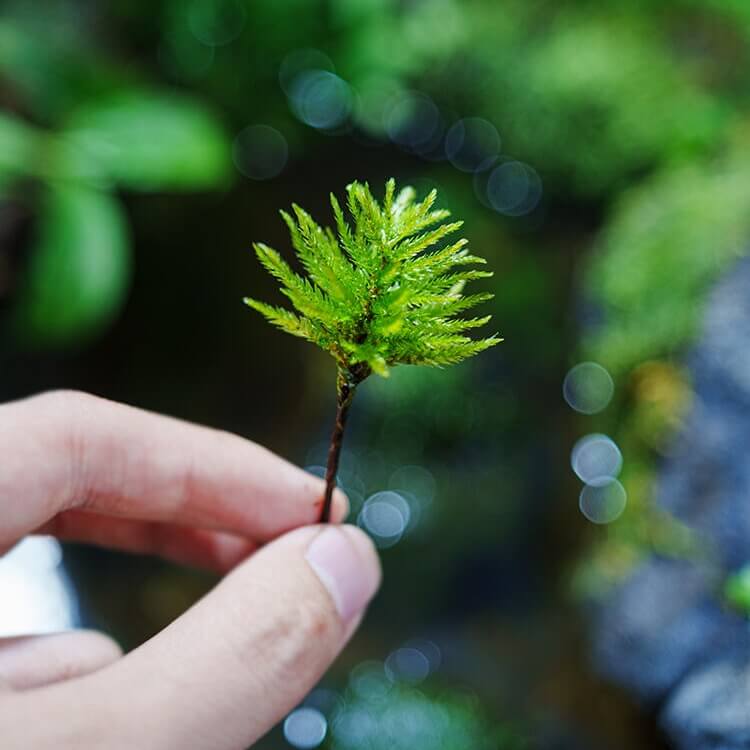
xmin=0 ymin=112 xmax=44 ymax=178
xmin=62 ymin=92 xmax=231 ymax=191
xmin=13 ymin=184 xmax=131 ymax=346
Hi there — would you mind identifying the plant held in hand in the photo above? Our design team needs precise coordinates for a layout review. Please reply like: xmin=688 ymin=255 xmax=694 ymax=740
xmin=244 ymin=180 xmax=500 ymax=522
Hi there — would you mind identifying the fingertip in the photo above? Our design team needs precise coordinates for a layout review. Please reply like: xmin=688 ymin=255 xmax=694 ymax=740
xmin=77 ymin=630 xmax=124 ymax=663
xmin=304 ymin=524 xmax=381 ymax=624
xmin=0 ymin=630 xmax=123 ymax=690
xmin=340 ymin=524 xmax=382 ymax=593
xmin=330 ymin=489 xmax=350 ymax=523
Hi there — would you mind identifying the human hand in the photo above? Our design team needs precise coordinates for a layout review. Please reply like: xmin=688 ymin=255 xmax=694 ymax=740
xmin=0 ymin=391 xmax=380 ymax=749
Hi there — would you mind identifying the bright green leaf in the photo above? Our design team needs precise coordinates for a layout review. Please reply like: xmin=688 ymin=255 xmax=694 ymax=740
xmin=62 ymin=92 xmax=231 ymax=191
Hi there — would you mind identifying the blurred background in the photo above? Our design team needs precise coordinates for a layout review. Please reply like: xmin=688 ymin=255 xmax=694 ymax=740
xmin=1 ymin=1 xmax=750 ymax=748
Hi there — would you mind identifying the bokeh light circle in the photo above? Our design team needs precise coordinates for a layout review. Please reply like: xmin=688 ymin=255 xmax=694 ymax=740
xmin=389 ymin=465 xmax=436 ymax=504
xmin=289 ymin=71 xmax=352 ymax=130
xmin=487 ymin=161 xmax=542 ymax=216
xmin=571 ymin=434 xmax=622 ymax=483
xmin=283 ymin=707 xmax=327 ymax=749
xmin=404 ymin=638 xmax=442 ymax=672
xmin=303 ymin=688 xmax=342 ymax=717
xmin=349 ymin=661 xmax=392 ymax=701
xmin=385 ymin=92 xmax=441 ymax=150
xmin=187 ymin=0 xmax=246 ymax=46
xmin=232 ymin=124 xmax=288 ymax=180
xmin=445 ymin=117 xmax=501 ymax=172
xmin=352 ymin=76 xmax=403 ymax=137
xmin=563 ymin=361 xmax=615 ymax=414
xmin=333 ymin=708 xmax=379 ymax=746
xmin=385 ymin=647 xmax=431 ymax=684
xmin=579 ymin=478 xmax=627 ymax=524
xmin=472 ymin=156 xmax=501 ymax=208
xmin=358 ymin=491 xmax=410 ymax=548
xmin=279 ymin=49 xmax=335 ymax=96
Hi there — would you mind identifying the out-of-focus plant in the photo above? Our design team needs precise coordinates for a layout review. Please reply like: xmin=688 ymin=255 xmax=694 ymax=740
xmin=245 ymin=179 xmax=499 ymax=521
xmin=0 ymin=99 xmax=229 ymax=346
xmin=573 ymin=137 xmax=750 ymax=594
xmin=0 ymin=12 xmax=230 ymax=347
xmin=725 ymin=564 xmax=750 ymax=617
xmin=316 ymin=1 xmax=731 ymax=192
xmin=584 ymin=152 xmax=750 ymax=376
xmin=326 ymin=668 xmax=525 ymax=750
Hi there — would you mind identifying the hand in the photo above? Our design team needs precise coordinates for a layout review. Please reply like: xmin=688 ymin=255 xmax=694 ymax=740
xmin=0 ymin=391 xmax=380 ymax=749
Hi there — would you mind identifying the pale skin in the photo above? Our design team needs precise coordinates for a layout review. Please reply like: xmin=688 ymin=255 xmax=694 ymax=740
xmin=0 ymin=391 xmax=381 ymax=749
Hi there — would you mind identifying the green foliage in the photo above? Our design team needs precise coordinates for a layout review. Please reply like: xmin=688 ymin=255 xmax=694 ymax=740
xmin=584 ymin=151 xmax=750 ymax=374
xmin=0 ymin=86 xmax=229 ymax=347
xmin=12 ymin=185 xmax=131 ymax=346
xmin=0 ymin=93 xmax=230 ymax=190
xmin=328 ymin=674 xmax=526 ymax=750
xmin=245 ymin=180 xmax=499 ymax=380
xmin=0 ymin=113 xmax=43 ymax=179
xmin=725 ymin=564 xmax=750 ymax=616
xmin=62 ymin=92 xmax=230 ymax=191
xmin=0 ymin=2 xmax=231 ymax=349
xmin=337 ymin=1 xmax=727 ymax=193
xmin=477 ymin=7 xmax=725 ymax=193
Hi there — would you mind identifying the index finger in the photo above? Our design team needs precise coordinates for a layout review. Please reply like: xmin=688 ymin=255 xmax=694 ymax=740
xmin=0 ymin=391 xmax=347 ymax=548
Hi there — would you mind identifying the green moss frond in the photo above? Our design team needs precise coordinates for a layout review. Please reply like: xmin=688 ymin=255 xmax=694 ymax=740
xmin=245 ymin=179 xmax=500 ymax=379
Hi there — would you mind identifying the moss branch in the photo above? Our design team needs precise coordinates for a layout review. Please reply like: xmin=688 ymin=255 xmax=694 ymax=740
xmin=320 ymin=365 xmax=368 ymax=523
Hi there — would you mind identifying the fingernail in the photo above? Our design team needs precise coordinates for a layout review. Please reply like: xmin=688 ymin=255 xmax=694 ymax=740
xmin=305 ymin=526 xmax=380 ymax=623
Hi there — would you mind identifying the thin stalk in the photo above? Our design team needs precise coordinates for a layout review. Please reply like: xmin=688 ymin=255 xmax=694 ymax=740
xmin=320 ymin=370 xmax=357 ymax=523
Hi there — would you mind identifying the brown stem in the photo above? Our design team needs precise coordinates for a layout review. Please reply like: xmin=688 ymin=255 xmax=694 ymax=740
xmin=320 ymin=370 xmax=358 ymax=523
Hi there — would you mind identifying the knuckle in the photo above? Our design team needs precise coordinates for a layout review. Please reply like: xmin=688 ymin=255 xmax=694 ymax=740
xmin=35 ymin=389 xmax=96 ymax=413
xmin=34 ymin=390 xmax=99 ymax=509
xmin=33 ymin=390 xmax=101 ymax=440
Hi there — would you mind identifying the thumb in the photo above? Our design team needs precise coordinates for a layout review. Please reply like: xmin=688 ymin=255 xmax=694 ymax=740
xmin=10 ymin=525 xmax=380 ymax=750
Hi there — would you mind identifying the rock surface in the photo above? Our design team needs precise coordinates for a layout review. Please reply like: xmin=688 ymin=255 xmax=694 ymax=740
xmin=662 ymin=657 xmax=750 ymax=750
xmin=594 ymin=258 xmax=750 ymax=749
